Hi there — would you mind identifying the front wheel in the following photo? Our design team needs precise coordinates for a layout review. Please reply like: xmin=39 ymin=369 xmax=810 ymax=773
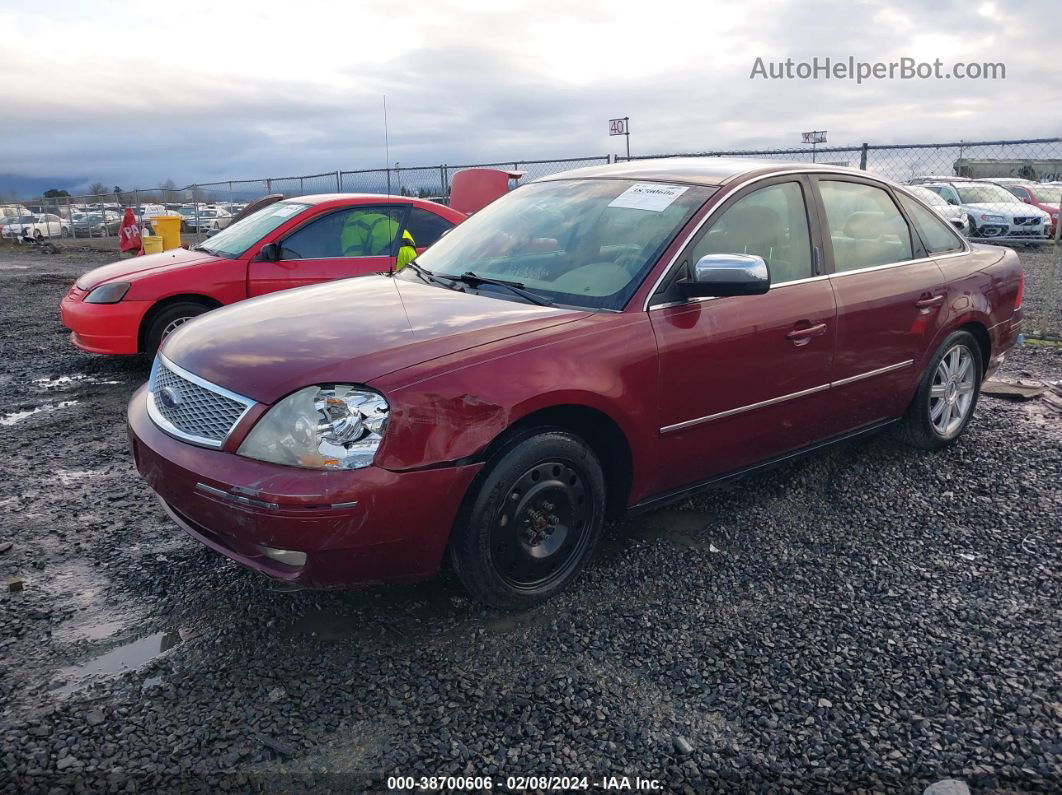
xmin=449 ymin=430 xmax=606 ymax=609
xmin=897 ymin=331 xmax=982 ymax=450
xmin=144 ymin=301 xmax=210 ymax=355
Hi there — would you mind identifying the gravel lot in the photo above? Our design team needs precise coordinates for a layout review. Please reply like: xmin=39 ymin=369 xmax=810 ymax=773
xmin=0 ymin=243 xmax=1059 ymax=794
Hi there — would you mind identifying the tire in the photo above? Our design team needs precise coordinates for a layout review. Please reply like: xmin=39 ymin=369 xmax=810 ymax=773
xmin=33 ymin=230 xmax=43 ymax=240
xmin=144 ymin=301 xmax=210 ymax=355
xmin=897 ymin=331 xmax=982 ymax=450
xmin=449 ymin=430 xmax=607 ymax=610
xmin=61 ymin=227 xmax=70 ymax=238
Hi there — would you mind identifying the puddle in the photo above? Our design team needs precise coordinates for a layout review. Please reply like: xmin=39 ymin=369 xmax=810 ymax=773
xmin=54 ymin=631 xmax=182 ymax=695
xmin=0 ymin=401 xmax=79 ymax=426
xmin=32 ymin=374 xmax=121 ymax=390
xmin=56 ymin=469 xmax=106 ymax=486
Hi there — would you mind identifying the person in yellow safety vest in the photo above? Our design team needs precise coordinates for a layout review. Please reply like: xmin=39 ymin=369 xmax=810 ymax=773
xmin=340 ymin=211 xmax=418 ymax=270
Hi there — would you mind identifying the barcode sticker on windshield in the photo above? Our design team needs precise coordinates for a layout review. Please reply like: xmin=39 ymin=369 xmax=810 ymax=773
xmin=608 ymin=183 xmax=688 ymax=212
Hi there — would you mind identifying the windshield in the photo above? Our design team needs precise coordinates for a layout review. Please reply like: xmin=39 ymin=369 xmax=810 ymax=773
xmin=408 ymin=179 xmax=711 ymax=310
xmin=955 ymin=185 xmax=1021 ymax=204
xmin=196 ymin=201 xmax=310 ymax=257
xmin=1030 ymin=185 xmax=1062 ymax=204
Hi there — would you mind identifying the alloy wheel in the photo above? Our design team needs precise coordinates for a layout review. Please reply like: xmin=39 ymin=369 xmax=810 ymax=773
xmin=161 ymin=316 xmax=193 ymax=340
xmin=929 ymin=343 xmax=976 ymax=437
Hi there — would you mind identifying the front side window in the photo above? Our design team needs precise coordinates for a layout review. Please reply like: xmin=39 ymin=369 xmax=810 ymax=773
xmin=898 ymin=194 xmax=964 ymax=254
xmin=409 ymin=179 xmax=711 ymax=310
xmin=689 ymin=181 xmax=813 ymax=284
xmin=819 ymin=180 xmax=913 ymax=272
xmin=280 ymin=207 xmax=404 ymax=260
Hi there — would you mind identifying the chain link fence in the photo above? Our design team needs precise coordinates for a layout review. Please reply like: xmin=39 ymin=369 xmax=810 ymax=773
xmin=6 ymin=141 xmax=1058 ymax=337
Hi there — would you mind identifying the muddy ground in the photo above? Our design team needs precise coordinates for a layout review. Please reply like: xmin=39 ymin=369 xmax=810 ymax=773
xmin=0 ymin=243 xmax=1059 ymax=793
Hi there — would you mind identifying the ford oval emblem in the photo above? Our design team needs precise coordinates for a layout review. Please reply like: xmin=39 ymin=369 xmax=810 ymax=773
xmin=159 ymin=386 xmax=182 ymax=409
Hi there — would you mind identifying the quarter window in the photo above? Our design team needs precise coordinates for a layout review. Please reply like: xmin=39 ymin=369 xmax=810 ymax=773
xmin=819 ymin=181 xmax=913 ymax=272
xmin=280 ymin=207 xmax=404 ymax=260
xmin=898 ymin=194 xmax=963 ymax=254
xmin=690 ymin=181 xmax=813 ymax=284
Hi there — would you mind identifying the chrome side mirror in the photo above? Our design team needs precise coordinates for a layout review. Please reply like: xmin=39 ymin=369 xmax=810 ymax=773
xmin=679 ymin=253 xmax=770 ymax=298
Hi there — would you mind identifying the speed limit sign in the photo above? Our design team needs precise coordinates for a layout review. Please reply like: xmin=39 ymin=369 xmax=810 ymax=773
xmin=609 ymin=118 xmax=628 ymax=136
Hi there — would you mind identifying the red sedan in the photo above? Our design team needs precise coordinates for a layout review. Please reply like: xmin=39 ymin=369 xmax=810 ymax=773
xmin=127 ymin=159 xmax=1024 ymax=609
xmin=60 ymin=169 xmax=516 ymax=355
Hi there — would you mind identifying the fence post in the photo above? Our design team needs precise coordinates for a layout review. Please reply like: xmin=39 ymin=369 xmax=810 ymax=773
xmin=442 ymin=165 xmax=449 ymax=197
xmin=335 ymin=170 xmax=341 ymax=192
xmin=859 ymin=143 xmax=869 ymax=171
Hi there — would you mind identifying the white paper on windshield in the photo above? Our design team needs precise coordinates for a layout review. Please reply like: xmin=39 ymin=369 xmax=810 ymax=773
xmin=271 ymin=204 xmax=304 ymax=218
xmin=608 ymin=183 xmax=688 ymax=212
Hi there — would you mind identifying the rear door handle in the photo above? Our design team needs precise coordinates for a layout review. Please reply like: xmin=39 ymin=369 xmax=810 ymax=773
xmin=915 ymin=294 xmax=945 ymax=309
xmin=786 ymin=322 xmax=828 ymax=345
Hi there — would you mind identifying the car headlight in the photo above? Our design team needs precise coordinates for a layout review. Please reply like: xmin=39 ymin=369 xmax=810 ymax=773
xmin=238 ymin=385 xmax=389 ymax=470
xmin=979 ymin=214 xmax=1005 ymax=223
xmin=84 ymin=282 xmax=131 ymax=303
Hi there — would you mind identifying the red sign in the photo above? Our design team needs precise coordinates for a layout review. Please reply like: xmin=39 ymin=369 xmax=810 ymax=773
xmin=118 ymin=208 xmax=142 ymax=254
xmin=609 ymin=118 xmax=628 ymax=136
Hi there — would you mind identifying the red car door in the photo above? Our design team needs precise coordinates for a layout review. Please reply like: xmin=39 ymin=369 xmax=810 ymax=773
xmin=247 ymin=205 xmax=406 ymax=297
xmin=812 ymin=176 xmax=946 ymax=431
xmin=649 ymin=176 xmax=837 ymax=493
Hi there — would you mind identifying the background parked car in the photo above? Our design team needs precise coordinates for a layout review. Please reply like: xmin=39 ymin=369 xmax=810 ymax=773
xmin=0 ymin=213 xmax=70 ymax=240
xmin=905 ymin=186 xmax=971 ymax=234
xmin=991 ymin=181 xmax=1060 ymax=237
xmin=914 ymin=178 xmax=1051 ymax=242
xmin=73 ymin=211 xmax=122 ymax=237
xmin=186 ymin=207 xmax=232 ymax=233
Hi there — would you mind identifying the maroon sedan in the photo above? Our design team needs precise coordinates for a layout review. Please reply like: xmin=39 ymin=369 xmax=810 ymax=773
xmin=128 ymin=159 xmax=1024 ymax=609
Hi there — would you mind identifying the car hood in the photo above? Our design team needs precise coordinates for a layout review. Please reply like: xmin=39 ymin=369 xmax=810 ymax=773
xmin=75 ymin=247 xmax=221 ymax=290
xmin=162 ymin=275 xmax=588 ymax=404
xmin=962 ymin=202 xmax=1047 ymax=218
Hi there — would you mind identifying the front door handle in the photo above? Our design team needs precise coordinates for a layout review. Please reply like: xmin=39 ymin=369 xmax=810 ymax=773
xmin=786 ymin=322 xmax=828 ymax=346
xmin=915 ymin=294 xmax=945 ymax=309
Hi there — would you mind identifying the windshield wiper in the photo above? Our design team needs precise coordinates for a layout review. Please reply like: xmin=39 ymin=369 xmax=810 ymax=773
xmin=402 ymin=259 xmax=457 ymax=289
xmin=448 ymin=271 xmax=554 ymax=307
xmin=192 ymin=243 xmax=218 ymax=255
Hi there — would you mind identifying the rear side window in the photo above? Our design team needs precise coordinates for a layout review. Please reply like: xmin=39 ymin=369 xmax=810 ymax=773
xmin=898 ymin=194 xmax=964 ymax=254
xmin=690 ymin=181 xmax=813 ymax=284
xmin=403 ymin=207 xmax=455 ymax=248
xmin=819 ymin=180 xmax=913 ymax=272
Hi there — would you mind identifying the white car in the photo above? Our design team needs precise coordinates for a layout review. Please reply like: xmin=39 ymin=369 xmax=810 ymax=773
xmin=905 ymin=186 xmax=970 ymax=234
xmin=186 ymin=207 xmax=232 ymax=232
xmin=916 ymin=179 xmax=1051 ymax=243
xmin=0 ymin=213 xmax=71 ymax=240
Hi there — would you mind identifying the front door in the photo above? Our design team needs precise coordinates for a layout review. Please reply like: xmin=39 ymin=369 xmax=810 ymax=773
xmin=247 ymin=205 xmax=406 ymax=297
xmin=649 ymin=177 xmax=837 ymax=493
xmin=812 ymin=176 xmax=946 ymax=430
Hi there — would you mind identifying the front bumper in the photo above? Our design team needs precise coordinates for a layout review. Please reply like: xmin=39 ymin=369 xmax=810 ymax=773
xmin=127 ymin=386 xmax=483 ymax=587
xmin=60 ymin=289 xmax=146 ymax=354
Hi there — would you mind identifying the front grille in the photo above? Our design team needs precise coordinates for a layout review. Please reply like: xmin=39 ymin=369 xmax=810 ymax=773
xmin=1013 ymin=217 xmax=1039 ymax=225
xmin=147 ymin=357 xmax=253 ymax=447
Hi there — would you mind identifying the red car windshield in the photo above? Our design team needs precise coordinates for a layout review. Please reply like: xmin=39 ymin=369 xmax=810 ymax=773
xmin=1030 ymin=185 xmax=1062 ymax=204
xmin=409 ymin=179 xmax=712 ymax=310
xmin=195 ymin=202 xmax=309 ymax=258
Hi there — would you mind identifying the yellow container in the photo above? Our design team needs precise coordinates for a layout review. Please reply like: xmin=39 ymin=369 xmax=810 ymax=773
xmin=150 ymin=215 xmax=182 ymax=250
xmin=142 ymin=235 xmax=164 ymax=254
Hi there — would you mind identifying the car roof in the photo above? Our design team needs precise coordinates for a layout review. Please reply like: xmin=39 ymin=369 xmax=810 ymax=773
xmin=534 ymin=157 xmax=873 ymax=187
xmin=285 ymin=193 xmax=427 ymax=206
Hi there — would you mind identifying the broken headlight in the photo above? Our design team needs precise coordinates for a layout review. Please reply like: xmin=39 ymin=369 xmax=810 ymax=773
xmin=237 ymin=385 xmax=389 ymax=470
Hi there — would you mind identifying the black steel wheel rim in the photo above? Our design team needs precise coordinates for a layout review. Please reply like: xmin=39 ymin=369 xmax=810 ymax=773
xmin=489 ymin=458 xmax=594 ymax=591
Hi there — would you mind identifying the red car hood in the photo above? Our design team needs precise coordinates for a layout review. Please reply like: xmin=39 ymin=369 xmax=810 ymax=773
xmin=162 ymin=276 xmax=587 ymax=404
xmin=75 ymin=247 xmax=220 ymax=290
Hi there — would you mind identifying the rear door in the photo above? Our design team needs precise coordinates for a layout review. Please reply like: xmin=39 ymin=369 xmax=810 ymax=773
xmin=812 ymin=175 xmax=946 ymax=430
xmin=247 ymin=204 xmax=407 ymax=297
xmin=649 ymin=176 xmax=837 ymax=492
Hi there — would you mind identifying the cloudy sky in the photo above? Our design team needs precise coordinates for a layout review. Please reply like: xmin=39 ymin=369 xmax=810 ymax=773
xmin=1 ymin=0 xmax=1057 ymax=194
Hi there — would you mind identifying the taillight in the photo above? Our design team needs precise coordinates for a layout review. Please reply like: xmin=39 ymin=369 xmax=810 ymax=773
xmin=1014 ymin=269 xmax=1024 ymax=311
